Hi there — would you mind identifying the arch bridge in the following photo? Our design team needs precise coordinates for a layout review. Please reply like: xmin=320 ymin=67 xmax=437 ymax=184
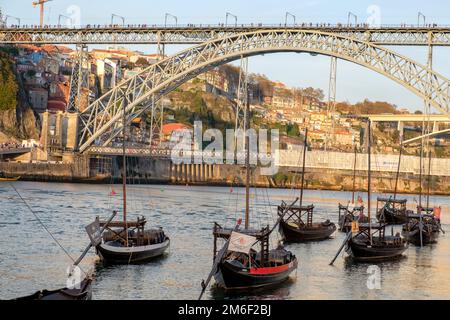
xmin=73 ymin=29 xmax=450 ymax=153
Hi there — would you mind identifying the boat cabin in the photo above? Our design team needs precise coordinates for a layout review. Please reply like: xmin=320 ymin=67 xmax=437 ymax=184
xmin=417 ymin=206 xmax=434 ymax=215
xmin=277 ymin=203 xmax=315 ymax=228
xmin=338 ymin=204 xmax=366 ymax=231
xmin=376 ymin=197 xmax=407 ymax=213
xmin=97 ymin=216 xmax=165 ymax=247
xmin=351 ymin=222 xmax=401 ymax=244
xmin=212 ymin=222 xmax=272 ymax=268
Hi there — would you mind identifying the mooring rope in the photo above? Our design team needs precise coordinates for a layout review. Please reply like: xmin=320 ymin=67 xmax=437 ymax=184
xmin=9 ymin=182 xmax=88 ymax=276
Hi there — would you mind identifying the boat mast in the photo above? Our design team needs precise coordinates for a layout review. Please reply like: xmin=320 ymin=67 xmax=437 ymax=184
xmin=244 ymin=91 xmax=250 ymax=230
xmin=351 ymin=142 xmax=357 ymax=204
xmin=393 ymin=134 xmax=403 ymax=201
xmin=426 ymin=147 xmax=432 ymax=209
xmin=122 ymin=95 xmax=128 ymax=246
xmin=367 ymin=120 xmax=372 ymax=244
xmin=299 ymin=128 xmax=308 ymax=207
xmin=418 ymin=136 xmax=424 ymax=209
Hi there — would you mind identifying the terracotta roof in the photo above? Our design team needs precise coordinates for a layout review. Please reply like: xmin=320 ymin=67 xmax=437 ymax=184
xmin=18 ymin=44 xmax=41 ymax=52
xmin=41 ymin=45 xmax=74 ymax=54
xmin=162 ymin=123 xmax=191 ymax=135
xmin=47 ymin=98 xmax=66 ymax=112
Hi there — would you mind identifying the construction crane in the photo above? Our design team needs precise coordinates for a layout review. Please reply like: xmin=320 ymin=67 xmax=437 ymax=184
xmin=32 ymin=0 xmax=52 ymax=27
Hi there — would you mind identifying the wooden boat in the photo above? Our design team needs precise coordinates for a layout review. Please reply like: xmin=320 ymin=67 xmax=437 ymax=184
xmin=336 ymin=145 xmax=369 ymax=232
xmin=338 ymin=204 xmax=368 ymax=232
xmin=278 ymin=203 xmax=336 ymax=241
xmin=212 ymin=224 xmax=298 ymax=290
xmin=14 ymin=277 xmax=92 ymax=300
xmin=346 ymin=223 xmax=408 ymax=261
xmin=86 ymin=98 xmax=169 ymax=265
xmin=376 ymin=197 xmax=409 ymax=224
xmin=404 ymin=133 xmax=445 ymax=246
xmin=0 ymin=172 xmax=20 ymax=181
xmin=330 ymin=119 xmax=407 ymax=264
xmin=94 ymin=218 xmax=170 ymax=264
xmin=401 ymin=210 xmax=441 ymax=246
xmin=375 ymin=136 xmax=410 ymax=225
xmin=277 ymin=128 xmax=336 ymax=242
xmin=199 ymin=92 xmax=297 ymax=298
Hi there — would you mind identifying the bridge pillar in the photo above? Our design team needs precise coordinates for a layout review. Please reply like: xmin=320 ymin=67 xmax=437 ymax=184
xmin=397 ymin=121 xmax=404 ymax=133
xmin=173 ymin=163 xmax=177 ymax=182
xmin=40 ymin=111 xmax=50 ymax=156
xmin=54 ymin=111 xmax=63 ymax=149
xmin=64 ymin=112 xmax=79 ymax=151
xmin=433 ymin=121 xmax=439 ymax=132
xmin=209 ymin=164 xmax=213 ymax=179
xmin=172 ymin=163 xmax=176 ymax=181
xmin=183 ymin=163 xmax=187 ymax=183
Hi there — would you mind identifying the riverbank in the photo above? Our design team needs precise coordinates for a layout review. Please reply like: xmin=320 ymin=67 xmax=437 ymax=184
xmin=1 ymin=160 xmax=449 ymax=196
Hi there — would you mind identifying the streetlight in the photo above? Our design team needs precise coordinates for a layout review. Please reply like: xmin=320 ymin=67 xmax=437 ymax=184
xmin=418 ymin=12 xmax=426 ymax=27
xmin=225 ymin=12 xmax=237 ymax=27
xmin=285 ymin=12 xmax=296 ymax=26
xmin=165 ymin=13 xmax=178 ymax=27
xmin=111 ymin=13 xmax=125 ymax=27
xmin=5 ymin=15 xmax=21 ymax=26
xmin=347 ymin=12 xmax=357 ymax=25
xmin=58 ymin=14 xmax=71 ymax=27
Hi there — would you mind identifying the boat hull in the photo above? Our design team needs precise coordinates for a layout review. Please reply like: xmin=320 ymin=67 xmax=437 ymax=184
xmin=347 ymin=237 xmax=407 ymax=261
xmin=376 ymin=207 xmax=408 ymax=224
xmin=0 ymin=176 xmax=20 ymax=181
xmin=14 ymin=278 xmax=92 ymax=300
xmin=217 ymin=258 xmax=297 ymax=289
xmin=96 ymin=238 xmax=170 ymax=264
xmin=402 ymin=228 xmax=438 ymax=246
xmin=280 ymin=220 xmax=336 ymax=242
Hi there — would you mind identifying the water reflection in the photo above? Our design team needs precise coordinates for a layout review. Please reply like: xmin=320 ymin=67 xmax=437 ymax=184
xmin=0 ymin=181 xmax=449 ymax=299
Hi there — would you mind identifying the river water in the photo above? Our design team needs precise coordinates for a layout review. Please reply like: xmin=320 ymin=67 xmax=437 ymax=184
xmin=0 ymin=181 xmax=449 ymax=300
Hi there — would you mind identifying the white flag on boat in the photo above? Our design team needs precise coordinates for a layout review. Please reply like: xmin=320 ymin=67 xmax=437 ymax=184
xmin=228 ymin=231 xmax=257 ymax=254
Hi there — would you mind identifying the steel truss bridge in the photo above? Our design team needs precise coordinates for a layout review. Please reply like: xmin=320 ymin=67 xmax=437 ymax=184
xmin=2 ymin=25 xmax=450 ymax=45
xmin=1 ymin=25 xmax=449 ymax=153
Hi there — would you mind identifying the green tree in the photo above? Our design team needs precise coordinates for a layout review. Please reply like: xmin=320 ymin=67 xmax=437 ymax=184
xmin=286 ymin=123 xmax=300 ymax=137
xmin=0 ymin=52 xmax=18 ymax=111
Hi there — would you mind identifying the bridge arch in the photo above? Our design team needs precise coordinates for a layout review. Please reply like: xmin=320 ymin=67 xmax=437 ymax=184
xmin=78 ymin=29 xmax=450 ymax=152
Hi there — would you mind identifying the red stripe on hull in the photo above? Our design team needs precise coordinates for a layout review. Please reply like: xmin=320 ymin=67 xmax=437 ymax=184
xmin=249 ymin=262 xmax=292 ymax=275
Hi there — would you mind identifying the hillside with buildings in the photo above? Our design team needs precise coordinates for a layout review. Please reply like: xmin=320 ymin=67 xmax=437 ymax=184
xmin=0 ymin=44 xmax=448 ymax=155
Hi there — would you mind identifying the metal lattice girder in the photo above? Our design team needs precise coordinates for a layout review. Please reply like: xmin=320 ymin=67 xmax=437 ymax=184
xmin=149 ymin=98 xmax=164 ymax=147
xmin=67 ymin=44 xmax=89 ymax=112
xmin=325 ymin=56 xmax=337 ymax=149
xmin=77 ymin=29 xmax=450 ymax=153
xmin=2 ymin=26 xmax=450 ymax=45
xmin=235 ymin=57 xmax=248 ymax=134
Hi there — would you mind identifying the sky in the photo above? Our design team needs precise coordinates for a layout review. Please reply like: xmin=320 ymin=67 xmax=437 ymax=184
xmin=2 ymin=0 xmax=450 ymax=112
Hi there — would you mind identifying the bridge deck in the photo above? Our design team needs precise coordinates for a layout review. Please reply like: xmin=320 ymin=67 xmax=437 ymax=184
xmin=2 ymin=25 xmax=450 ymax=45
xmin=0 ymin=148 xmax=32 ymax=155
